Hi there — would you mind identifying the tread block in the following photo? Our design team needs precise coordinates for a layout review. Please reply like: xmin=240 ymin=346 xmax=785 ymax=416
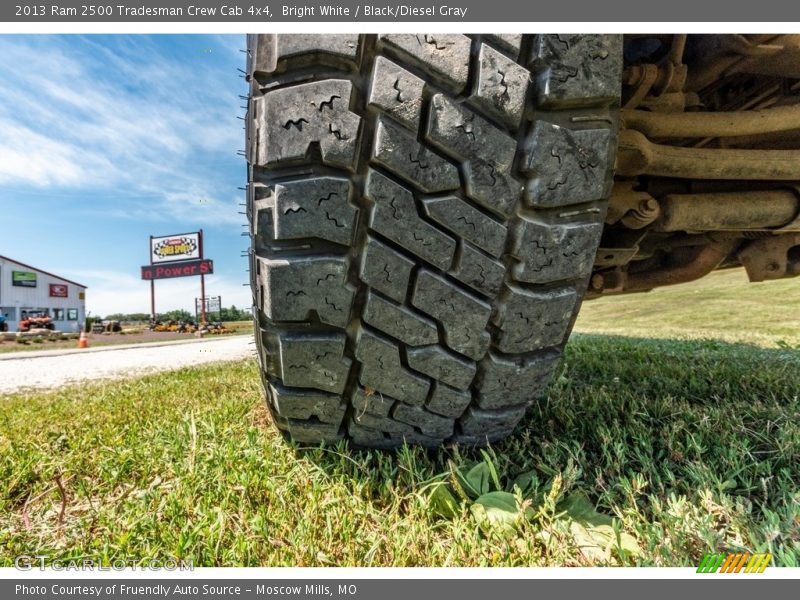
xmin=496 ymin=286 xmax=577 ymax=353
xmin=277 ymin=34 xmax=359 ymax=61
xmin=512 ymin=219 xmax=603 ymax=284
xmin=472 ymin=43 xmax=530 ymax=128
xmin=378 ymin=34 xmax=472 ymax=93
xmin=352 ymin=412 xmax=415 ymax=434
xmin=259 ymin=256 xmax=354 ymax=328
xmin=269 ymin=177 xmax=356 ymax=246
xmin=352 ymin=387 xmax=395 ymax=417
xmin=393 ymin=403 xmax=455 ymax=438
xmin=483 ymin=34 xmax=523 ymax=58
xmin=369 ymin=57 xmax=425 ymax=130
xmin=426 ymin=94 xmax=517 ymax=166
xmin=464 ymin=160 xmax=521 ymax=219
xmin=372 ymin=117 xmax=460 ymax=193
xmin=251 ymin=183 xmax=276 ymax=253
xmin=248 ymin=34 xmax=278 ymax=76
xmin=362 ymin=290 xmax=439 ymax=346
xmin=348 ymin=421 xmax=444 ymax=448
xmin=425 ymin=382 xmax=472 ymax=418
xmin=278 ymin=333 xmax=351 ymax=394
xmin=475 ymin=352 xmax=560 ymax=410
xmin=426 ymin=95 xmax=521 ymax=216
xmin=406 ymin=345 xmax=477 ymax=390
xmin=359 ymin=235 xmax=414 ymax=302
xmin=529 ymin=34 xmax=623 ymax=108
xmin=458 ymin=405 xmax=527 ymax=436
xmin=279 ymin=419 xmax=343 ymax=444
xmin=269 ymin=383 xmax=346 ymax=424
xmin=347 ymin=422 xmax=396 ymax=449
xmin=254 ymin=79 xmax=362 ymax=170
xmin=422 ymin=196 xmax=507 ymax=257
xmin=451 ymin=243 xmax=506 ymax=298
xmin=412 ymin=270 xmax=491 ymax=360
xmin=523 ymin=121 xmax=611 ymax=208
xmin=365 ymin=169 xmax=456 ymax=270
xmin=355 ymin=329 xmax=430 ymax=406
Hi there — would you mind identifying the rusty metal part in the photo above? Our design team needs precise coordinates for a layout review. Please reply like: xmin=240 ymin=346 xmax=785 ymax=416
xmin=617 ymin=129 xmax=800 ymax=180
xmin=669 ymin=34 xmax=688 ymax=66
xmin=657 ymin=190 xmax=800 ymax=232
xmin=637 ymin=92 xmax=688 ymax=113
xmin=622 ymin=104 xmax=800 ymax=139
xmin=589 ymin=270 xmax=626 ymax=294
xmin=738 ymin=234 xmax=800 ymax=281
xmin=595 ymin=247 xmax=640 ymax=268
xmin=624 ymin=239 xmax=740 ymax=291
xmin=623 ymin=64 xmax=659 ymax=109
xmin=622 ymin=197 xmax=661 ymax=229
xmin=607 ymin=183 xmax=661 ymax=227
xmin=623 ymin=64 xmax=687 ymax=111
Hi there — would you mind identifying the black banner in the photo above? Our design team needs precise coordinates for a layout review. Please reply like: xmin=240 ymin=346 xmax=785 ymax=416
xmin=2 ymin=578 xmax=796 ymax=600
xmin=3 ymin=0 xmax=800 ymax=22
xmin=141 ymin=259 xmax=214 ymax=280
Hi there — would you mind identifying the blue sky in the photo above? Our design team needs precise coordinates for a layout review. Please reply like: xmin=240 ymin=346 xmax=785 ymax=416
xmin=0 ymin=34 xmax=251 ymax=316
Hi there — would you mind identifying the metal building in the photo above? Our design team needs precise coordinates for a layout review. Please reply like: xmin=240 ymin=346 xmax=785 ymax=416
xmin=0 ymin=255 xmax=87 ymax=332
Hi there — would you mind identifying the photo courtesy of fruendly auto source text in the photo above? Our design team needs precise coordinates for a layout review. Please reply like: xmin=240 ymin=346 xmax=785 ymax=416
xmin=0 ymin=0 xmax=799 ymax=597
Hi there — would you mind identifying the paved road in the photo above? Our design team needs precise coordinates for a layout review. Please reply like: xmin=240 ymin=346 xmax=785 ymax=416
xmin=0 ymin=335 xmax=256 ymax=394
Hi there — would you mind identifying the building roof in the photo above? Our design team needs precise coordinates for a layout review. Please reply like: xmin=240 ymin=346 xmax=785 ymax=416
xmin=0 ymin=255 xmax=88 ymax=289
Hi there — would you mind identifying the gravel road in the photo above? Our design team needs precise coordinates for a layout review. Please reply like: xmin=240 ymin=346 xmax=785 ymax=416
xmin=0 ymin=335 xmax=255 ymax=394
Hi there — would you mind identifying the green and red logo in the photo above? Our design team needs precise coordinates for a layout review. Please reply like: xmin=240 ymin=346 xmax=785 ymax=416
xmin=697 ymin=552 xmax=772 ymax=573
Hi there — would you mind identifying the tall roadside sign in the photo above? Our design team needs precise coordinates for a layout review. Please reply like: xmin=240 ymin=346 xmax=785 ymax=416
xmin=141 ymin=230 xmax=214 ymax=323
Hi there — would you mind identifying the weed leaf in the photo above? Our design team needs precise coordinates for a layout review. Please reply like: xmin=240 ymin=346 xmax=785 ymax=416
xmin=455 ymin=462 xmax=492 ymax=499
xmin=429 ymin=480 xmax=460 ymax=519
xmin=560 ymin=492 xmax=641 ymax=561
xmin=470 ymin=491 xmax=521 ymax=536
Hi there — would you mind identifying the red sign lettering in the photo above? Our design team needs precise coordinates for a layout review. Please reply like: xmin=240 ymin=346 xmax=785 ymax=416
xmin=141 ymin=259 xmax=214 ymax=280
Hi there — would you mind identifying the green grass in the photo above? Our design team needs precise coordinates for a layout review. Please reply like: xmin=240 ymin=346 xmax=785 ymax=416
xmin=576 ymin=268 xmax=800 ymax=348
xmin=1 ymin=335 xmax=798 ymax=567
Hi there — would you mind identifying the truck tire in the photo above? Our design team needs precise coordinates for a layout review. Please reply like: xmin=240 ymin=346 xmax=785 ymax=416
xmin=246 ymin=34 xmax=622 ymax=447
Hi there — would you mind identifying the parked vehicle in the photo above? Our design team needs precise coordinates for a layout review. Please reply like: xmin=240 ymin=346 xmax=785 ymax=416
xmin=19 ymin=310 xmax=54 ymax=332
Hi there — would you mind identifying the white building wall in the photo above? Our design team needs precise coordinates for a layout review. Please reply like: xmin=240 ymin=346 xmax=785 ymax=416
xmin=0 ymin=257 xmax=86 ymax=333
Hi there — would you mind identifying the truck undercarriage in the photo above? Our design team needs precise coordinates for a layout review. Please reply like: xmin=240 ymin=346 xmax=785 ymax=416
xmin=593 ymin=34 xmax=800 ymax=296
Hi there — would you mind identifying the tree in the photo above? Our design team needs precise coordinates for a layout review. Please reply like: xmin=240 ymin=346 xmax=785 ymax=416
xmin=160 ymin=309 xmax=193 ymax=322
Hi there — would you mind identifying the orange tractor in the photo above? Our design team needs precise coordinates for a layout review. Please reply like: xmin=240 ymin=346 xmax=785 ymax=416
xmin=19 ymin=310 xmax=55 ymax=332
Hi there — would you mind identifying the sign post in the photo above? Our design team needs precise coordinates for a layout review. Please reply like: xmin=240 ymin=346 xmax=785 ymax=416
xmin=149 ymin=235 xmax=155 ymax=322
xmin=150 ymin=279 xmax=155 ymax=322
xmin=199 ymin=229 xmax=206 ymax=324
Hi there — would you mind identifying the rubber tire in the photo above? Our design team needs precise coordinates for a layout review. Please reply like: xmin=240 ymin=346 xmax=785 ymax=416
xmin=246 ymin=34 xmax=622 ymax=447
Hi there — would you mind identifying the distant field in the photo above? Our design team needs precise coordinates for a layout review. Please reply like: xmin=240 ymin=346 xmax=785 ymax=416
xmin=0 ymin=320 xmax=253 ymax=354
xmin=576 ymin=268 xmax=800 ymax=348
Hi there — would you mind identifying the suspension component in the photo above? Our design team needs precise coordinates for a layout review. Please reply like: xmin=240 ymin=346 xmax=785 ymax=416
xmin=617 ymin=129 xmax=800 ymax=180
xmin=622 ymin=104 xmax=800 ymax=138
xmin=657 ymin=190 xmax=800 ymax=232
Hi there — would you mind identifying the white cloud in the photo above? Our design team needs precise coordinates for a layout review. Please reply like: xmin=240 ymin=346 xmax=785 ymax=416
xmin=0 ymin=35 xmax=245 ymax=227
xmin=0 ymin=119 xmax=112 ymax=186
